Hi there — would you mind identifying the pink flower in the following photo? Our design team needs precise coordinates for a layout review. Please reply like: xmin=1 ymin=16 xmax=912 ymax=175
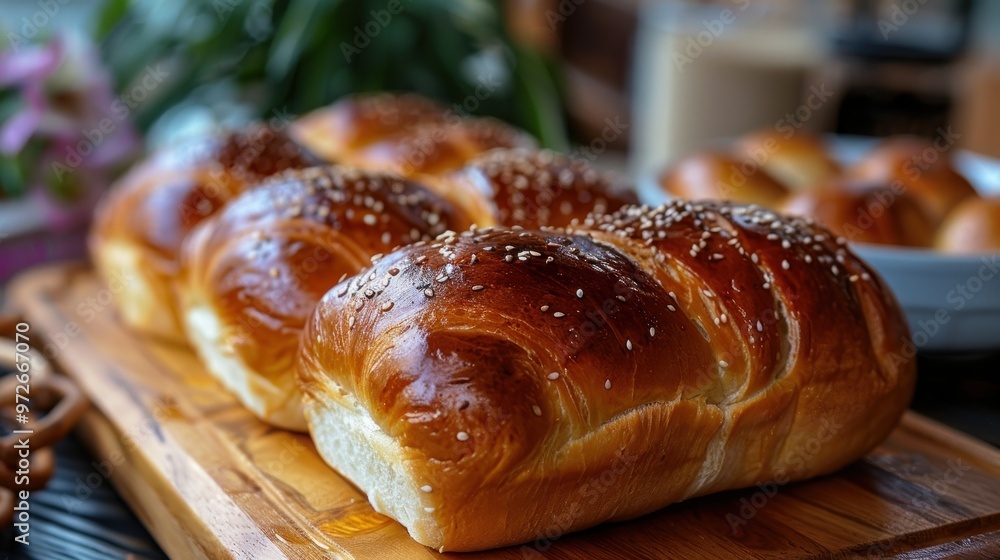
xmin=0 ymin=37 xmax=63 ymax=153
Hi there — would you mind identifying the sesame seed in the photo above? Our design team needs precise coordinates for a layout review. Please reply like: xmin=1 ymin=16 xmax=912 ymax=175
xmin=831 ymin=265 xmax=839 ymax=275
xmin=553 ymin=312 xmax=566 ymax=318
xmin=381 ymin=302 xmax=394 ymax=312
xmin=505 ymin=245 xmax=515 ymax=251
xmin=781 ymin=260 xmax=790 ymax=270
xmin=649 ymin=327 xmax=656 ymax=337
xmin=541 ymin=305 xmax=550 ymax=312
xmin=720 ymin=314 xmax=727 ymax=324
xmin=667 ymin=305 xmax=676 ymax=312
xmin=505 ymin=255 xmax=514 ymax=262
xmin=421 ymin=485 xmax=433 ymax=493
xmin=424 ymin=507 xmax=435 ymax=513
xmin=363 ymin=214 xmax=377 ymax=225
xmin=389 ymin=267 xmax=399 ymax=276
xmin=456 ymin=431 xmax=469 ymax=441
xmin=782 ymin=240 xmax=791 ymax=249
xmin=576 ymin=289 xmax=584 ymax=298
xmin=532 ymin=405 xmax=542 ymax=416
xmin=616 ymin=295 xmax=626 ymax=302
xmin=348 ymin=316 xmax=356 ymax=328
xmin=547 ymin=372 xmax=560 ymax=380
xmin=719 ymin=360 xmax=729 ymax=368
xmin=756 ymin=321 xmax=763 ymax=332
xmin=545 ymin=257 xmax=554 ymax=264
xmin=626 ymin=339 xmax=633 ymax=351
xmin=472 ymin=285 xmax=485 ymax=291
xmin=424 ymin=288 xmax=434 ymax=298
xmin=849 ymin=274 xmax=860 ymax=282
xmin=605 ymin=379 xmax=612 ymax=390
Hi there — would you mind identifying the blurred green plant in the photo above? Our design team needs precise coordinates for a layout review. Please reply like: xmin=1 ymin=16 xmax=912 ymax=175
xmin=97 ymin=0 xmax=569 ymax=149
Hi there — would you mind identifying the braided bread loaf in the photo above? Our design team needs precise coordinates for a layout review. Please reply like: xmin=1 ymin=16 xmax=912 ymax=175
xmin=297 ymin=200 xmax=915 ymax=551
xmin=89 ymin=124 xmax=315 ymax=342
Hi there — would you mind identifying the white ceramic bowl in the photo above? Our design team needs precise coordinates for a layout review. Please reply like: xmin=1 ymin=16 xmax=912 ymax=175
xmin=636 ymin=136 xmax=1000 ymax=352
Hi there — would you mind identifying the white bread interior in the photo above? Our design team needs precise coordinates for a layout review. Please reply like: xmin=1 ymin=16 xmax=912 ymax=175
xmin=96 ymin=241 xmax=185 ymax=342
xmin=184 ymin=305 xmax=307 ymax=431
xmin=303 ymin=388 xmax=442 ymax=549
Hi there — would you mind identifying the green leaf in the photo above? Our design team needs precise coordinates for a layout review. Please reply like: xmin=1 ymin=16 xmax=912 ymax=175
xmin=94 ymin=0 xmax=132 ymax=41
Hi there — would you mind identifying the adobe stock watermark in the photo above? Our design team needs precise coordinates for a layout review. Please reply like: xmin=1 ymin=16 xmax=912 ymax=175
xmin=41 ymin=267 xmax=135 ymax=360
xmin=398 ymin=72 xmax=503 ymax=175
xmin=878 ymin=0 xmax=929 ymax=40
xmin=545 ymin=0 xmax=586 ymax=30
xmin=340 ymin=0 xmax=412 ymax=62
xmin=566 ymin=116 xmax=628 ymax=165
xmin=50 ymin=64 xmax=170 ymax=182
xmin=4 ymin=0 xmax=72 ymax=52
xmin=672 ymin=0 xmax=751 ymax=72
xmin=884 ymin=253 xmax=998 ymax=367
xmin=519 ymin=448 xmax=639 ymax=558
xmin=862 ymin=457 xmax=970 ymax=557
xmin=719 ymin=83 xmax=835 ymax=198
xmin=725 ymin=414 xmax=847 ymax=534
xmin=837 ymin=126 xmax=960 ymax=243
xmin=213 ymin=0 xmax=273 ymax=41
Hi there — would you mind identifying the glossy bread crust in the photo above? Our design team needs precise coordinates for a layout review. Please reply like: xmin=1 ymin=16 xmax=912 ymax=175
xmin=846 ymin=136 xmax=977 ymax=224
xmin=298 ymin=200 xmax=915 ymax=551
xmin=178 ymin=166 xmax=473 ymax=429
xmin=781 ymin=180 xmax=935 ymax=247
xmin=290 ymin=92 xmax=449 ymax=163
xmin=436 ymin=148 xmax=638 ymax=229
xmin=89 ymin=124 xmax=314 ymax=341
xmin=659 ymin=152 xmax=790 ymax=208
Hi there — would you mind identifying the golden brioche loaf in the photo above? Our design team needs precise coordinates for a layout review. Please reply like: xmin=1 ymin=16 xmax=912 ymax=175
xmin=89 ymin=125 xmax=314 ymax=342
xmin=433 ymin=148 xmax=638 ymax=229
xmin=781 ymin=180 xmax=935 ymax=247
xmin=847 ymin=136 xmax=978 ymax=225
xmin=298 ymin=201 xmax=915 ymax=551
xmin=659 ymin=152 xmax=790 ymax=208
xmin=935 ymin=196 xmax=1000 ymax=253
xmin=735 ymin=129 xmax=840 ymax=192
xmin=177 ymin=166 xmax=475 ymax=429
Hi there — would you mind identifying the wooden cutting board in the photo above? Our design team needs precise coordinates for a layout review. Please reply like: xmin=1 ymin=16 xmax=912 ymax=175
xmin=9 ymin=263 xmax=1000 ymax=559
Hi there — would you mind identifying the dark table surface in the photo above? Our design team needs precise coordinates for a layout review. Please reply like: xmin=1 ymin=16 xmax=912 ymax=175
xmin=0 ymin=351 xmax=998 ymax=559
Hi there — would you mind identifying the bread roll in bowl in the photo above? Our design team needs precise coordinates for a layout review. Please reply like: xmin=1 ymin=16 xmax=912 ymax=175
xmin=178 ymin=166 xmax=473 ymax=430
xmin=290 ymin=92 xmax=448 ymax=164
xmin=659 ymin=152 xmax=790 ymax=208
xmin=735 ymin=129 xmax=840 ymax=191
xmin=935 ymin=196 xmax=1000 ymax=254
xmin=781 ymin=180 xmax=935 ymax=247
xmin=847 ymin=136 xmax=978 ymax=225
xmin=298 ymin=201 xmax=914 ymax=551
xmin=89 ymin=125 xmax=314 ymax=342
xmin=434 ymin=148 xmax=638 ymax=228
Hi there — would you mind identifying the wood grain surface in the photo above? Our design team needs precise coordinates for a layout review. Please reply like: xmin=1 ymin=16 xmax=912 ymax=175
xmin=9 ymin=263 xmax=1000 ymax=559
